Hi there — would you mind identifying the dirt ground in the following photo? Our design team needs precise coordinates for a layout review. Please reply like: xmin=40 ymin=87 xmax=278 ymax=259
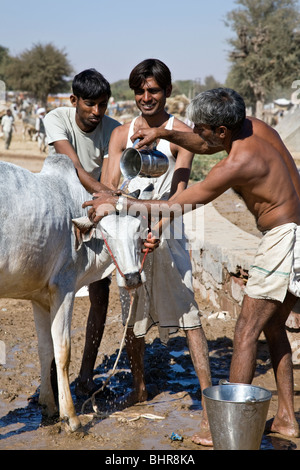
xmin=0 ymin=127 xmax=300 ymax=452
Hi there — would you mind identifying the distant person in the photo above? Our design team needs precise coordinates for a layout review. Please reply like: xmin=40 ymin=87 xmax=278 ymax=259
xmin=35 ymin=108 xmax=47 ymax=152
xmin=85 ymin=87 xmax=300 ymax=439
xmin=1 ymin=109 xmax=15 ymax=149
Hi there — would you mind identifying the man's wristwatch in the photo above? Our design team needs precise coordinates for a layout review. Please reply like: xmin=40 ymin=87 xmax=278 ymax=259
xmin=115 ymin=195 xmax=125 ymax=214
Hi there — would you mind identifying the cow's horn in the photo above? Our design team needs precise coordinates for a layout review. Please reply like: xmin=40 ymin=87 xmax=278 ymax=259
xmin=126 ymin=189 xmax=140 ymax=199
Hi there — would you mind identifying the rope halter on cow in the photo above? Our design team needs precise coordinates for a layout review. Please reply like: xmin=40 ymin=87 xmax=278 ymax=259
xmin=100 ymin=229 xmax=149 ymax=279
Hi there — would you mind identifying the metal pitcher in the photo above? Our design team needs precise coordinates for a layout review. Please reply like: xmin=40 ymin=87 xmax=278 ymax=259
xmin=120 ymin=139 xmax=169 ymax=179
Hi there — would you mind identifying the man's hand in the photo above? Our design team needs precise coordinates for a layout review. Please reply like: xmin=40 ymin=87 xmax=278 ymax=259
xmin=82 ymin=191 xmax=119 ymax=223
xmin=142 ymin=231 xmax=160 ymax=253
xmin=131 ymin=128 xmax=161 ymax=149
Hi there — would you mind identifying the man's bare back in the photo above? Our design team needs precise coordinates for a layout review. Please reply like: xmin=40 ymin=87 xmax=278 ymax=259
xmin=228 ymin=117 xmax=300 ymax=231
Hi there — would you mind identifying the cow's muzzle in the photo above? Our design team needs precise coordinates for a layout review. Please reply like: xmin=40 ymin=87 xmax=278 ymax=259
xmin=124 ymin=272 xmax=143 ymax=289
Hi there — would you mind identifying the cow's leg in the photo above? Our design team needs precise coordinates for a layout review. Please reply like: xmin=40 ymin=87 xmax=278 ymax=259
xmin=50 ymin=289 xmax=81 ymax=432
xmin=32 ymin=301 xmax=57 ymax=417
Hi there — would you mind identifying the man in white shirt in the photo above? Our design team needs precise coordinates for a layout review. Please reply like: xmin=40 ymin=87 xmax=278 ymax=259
xmin=35 ymin=107 xmax=47 ymax=153
xmin=44 ymin=69 xmax=121 ymax=397
xmin=1 ymin=109 xmax=15 ymax=149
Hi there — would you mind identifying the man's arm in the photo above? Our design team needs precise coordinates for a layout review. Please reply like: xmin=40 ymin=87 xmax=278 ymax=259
xmin=101 ymin=125 xmax=129 ymax=190
xmin=131 ymin=127 xmax=223 ymax=155
xmin=84 ymin=154 xmax=241 ymax=223
xmin=52 ymin=140 xmax=110 ymax=194
xmin=167 ymin=118 xmax=195 ymax=199
xmin=168 ymin=146 xmax=194 ymax=200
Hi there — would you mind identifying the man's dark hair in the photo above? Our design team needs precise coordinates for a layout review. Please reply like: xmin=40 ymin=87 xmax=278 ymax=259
xmin=187 ymin=88 xmax=246 ymax=131
xmin=72 ymin=68 xmax=111 ymax=100
xmin=129 ymin=58 xmax=172 ymax=92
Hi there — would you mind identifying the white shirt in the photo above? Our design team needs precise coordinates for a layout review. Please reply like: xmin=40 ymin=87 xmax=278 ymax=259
xmin=1 ymin=114 xmax=14 ymax=133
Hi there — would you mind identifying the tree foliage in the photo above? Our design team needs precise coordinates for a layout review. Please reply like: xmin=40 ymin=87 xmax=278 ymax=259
xmin=3 ymin=43 xmax=73 ymax=105
xmin=225 ymin=0 xmax=300 ymax=115
xmin=0 ymin=46 xmax=11 ymax=82
xmin=111 ymin=79 xmax=134 ymax=101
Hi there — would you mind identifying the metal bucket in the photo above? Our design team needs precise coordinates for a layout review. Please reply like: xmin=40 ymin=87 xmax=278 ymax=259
xmin=203 ymin=383 xmax=272 ymax=450
xmin=120 ymin=140 xmax=169 ymax=179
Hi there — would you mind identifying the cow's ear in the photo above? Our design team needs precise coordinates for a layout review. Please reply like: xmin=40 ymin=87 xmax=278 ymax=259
xmin=72 ymin=216 xmax=95 ymax=251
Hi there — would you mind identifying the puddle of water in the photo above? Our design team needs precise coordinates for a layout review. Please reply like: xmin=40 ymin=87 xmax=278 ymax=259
xmin=0 ymin=335 xmax=296 ymax=450
xmin=170 ymin=363 xmax=185 ymax=374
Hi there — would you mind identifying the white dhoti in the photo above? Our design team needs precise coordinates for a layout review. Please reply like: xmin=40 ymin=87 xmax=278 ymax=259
xmin=245 ymin=222 xmax=300 ymax=302
xmin=120 ymin=220 xmax=202 ymax=345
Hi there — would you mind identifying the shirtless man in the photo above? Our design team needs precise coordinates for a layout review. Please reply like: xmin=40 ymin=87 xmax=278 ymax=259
xmin=84 ymin=88 xmax=300 ymax=438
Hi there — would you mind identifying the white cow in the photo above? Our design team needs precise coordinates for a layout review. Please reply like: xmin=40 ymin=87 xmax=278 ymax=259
xmin=0 ymin=154 xmax=146 ymax=431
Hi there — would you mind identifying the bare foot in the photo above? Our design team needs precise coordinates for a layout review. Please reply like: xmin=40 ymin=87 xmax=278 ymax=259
xmin=286 ymin=312 xmax=300 ymax=330
xmin=191 ymin=418 xmax=213 ymax=447
xmin=265 ymin=416 xmax=300 ymax=438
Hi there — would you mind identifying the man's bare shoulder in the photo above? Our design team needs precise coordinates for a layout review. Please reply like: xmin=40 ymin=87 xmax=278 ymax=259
xmin=227 ymin=138 xmax=271 ymax=185
xmin=110 ymin=121 xmax=131 ymax=145
xmin=169 ymin=117 xmax=194 ymax=155
xmin=229 ymin=139 xmax=259 ymax=166
xmin=172 ymin=116 xmax=193 ymax=133
xmin=112 ymin=121 xmax=131 ymax=136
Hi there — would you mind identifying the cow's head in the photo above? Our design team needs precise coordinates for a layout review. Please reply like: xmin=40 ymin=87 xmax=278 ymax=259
xmin=99 ymin=212 xmax=146 ymax=289
xmin=72 ymin=189 xmax=148 ymax=290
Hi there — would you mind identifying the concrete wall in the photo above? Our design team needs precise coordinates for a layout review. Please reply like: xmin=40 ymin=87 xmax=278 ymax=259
xmin=184 ymin=202 xmax=260 ymax=319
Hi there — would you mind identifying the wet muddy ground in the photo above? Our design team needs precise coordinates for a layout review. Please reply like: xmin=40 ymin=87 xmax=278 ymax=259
xmin=1 ymin=288 xmax=300 ymax=452
xmin=0 ymin=133 xmax=300 ymax=452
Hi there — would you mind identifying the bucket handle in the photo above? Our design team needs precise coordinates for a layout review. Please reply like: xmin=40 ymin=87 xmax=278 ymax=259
xmin=219 ymin=380 xmax=257 ymax=404
xmin=245 ymin=396 xmax=257 ymax=404
xmin=219 ymin=379 xmax=230 ymax=385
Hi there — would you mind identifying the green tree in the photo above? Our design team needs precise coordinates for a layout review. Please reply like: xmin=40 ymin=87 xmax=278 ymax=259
xmin=4 ymin=43 xmax=73 ymax=106
xmin=111 ymin=80 xmax=134 ymax=101
xmin=225 ymin=0 xmax=300 ymax=117
xmin=0 ymin=45 xmax=11 ymax=82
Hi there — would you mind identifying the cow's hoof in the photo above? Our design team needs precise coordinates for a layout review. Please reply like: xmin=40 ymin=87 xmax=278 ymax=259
xmin=67 ymin=415 xmax=82 ymax=432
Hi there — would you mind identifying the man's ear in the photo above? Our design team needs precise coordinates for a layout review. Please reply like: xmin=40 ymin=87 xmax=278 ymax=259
xmin=166 ymin=85 xmax=172 ymax=98
xmin=70 ymin=94 xmax=78 ymax=107
xmin=217 ymin=126 xmax=228 ymax=139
